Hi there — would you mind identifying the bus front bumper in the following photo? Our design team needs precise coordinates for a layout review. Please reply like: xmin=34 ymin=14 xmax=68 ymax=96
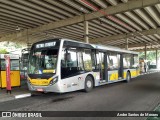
xmin=27 ymin=81 xmax=61 ymax=93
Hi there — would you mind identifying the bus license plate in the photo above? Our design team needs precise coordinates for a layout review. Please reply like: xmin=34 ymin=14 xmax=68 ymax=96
xmin=37 ymin=88 xmax=43 ymax=92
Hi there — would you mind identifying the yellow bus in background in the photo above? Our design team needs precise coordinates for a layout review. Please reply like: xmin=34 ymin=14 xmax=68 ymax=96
xmin=0 ymin=54 xmax=20 ymax=88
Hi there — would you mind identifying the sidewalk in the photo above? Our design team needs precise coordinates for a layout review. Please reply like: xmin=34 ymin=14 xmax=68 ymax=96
xmin=0 ymin=80 xmax=31 ymax=102
xmin=140 ymin=69 xmax=160 ymax=75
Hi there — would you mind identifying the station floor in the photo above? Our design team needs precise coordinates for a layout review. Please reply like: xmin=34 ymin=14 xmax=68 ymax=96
xmin=0 ymin=80 xmax=30 ymax=102
xmin=0 ymin=70 xmax=159 ymax=120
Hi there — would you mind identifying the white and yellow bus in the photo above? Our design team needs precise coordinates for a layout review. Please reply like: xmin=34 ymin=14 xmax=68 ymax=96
xmin=27 ymin=38 xmax=139 ymax=93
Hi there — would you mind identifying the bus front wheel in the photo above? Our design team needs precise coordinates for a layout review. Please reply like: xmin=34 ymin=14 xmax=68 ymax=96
xmin=84 ymin=76 xmax=93 ymax=92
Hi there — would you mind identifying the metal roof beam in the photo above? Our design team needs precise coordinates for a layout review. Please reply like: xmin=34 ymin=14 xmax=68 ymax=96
xmin=134 ymin=9 xmax=157 ymax=29
xmin=118 ymin=43 xmax=150 ymax=48
xmin=44 ymin=0 xmax=81 ymax=15
xmin=134 ymin=47 xmax=160 ymax=52
xmin=91 ymin=27 xmax=160 ymax=43
xmin=0 ymin=0 xmax=57 ymax=21
xmin=124 ymin=11 xmax=150 ymax=30
xmin=29 ymin=0 xmax=73 ymax=17
xmin=115 ymin=13 xmax=142 ymax=31
xmin=121 ymin=0 xmax=128 ymax=3
xmin=106 ymin=0 xmax=118 ymax=6
xmin=0 ymin=0 xmax=159 ymax=42
xmin=144 ymin=6 xmax=160 ymax=26
xmin=92 ymin=20 xmax=123 ymax=34
xmin=91 ymin=0 xmax=108 ymax=9
xmin=155 ymin=4 xmax=160 ymax=13
xmin=15 ymin=0 xmax=66 ymax=19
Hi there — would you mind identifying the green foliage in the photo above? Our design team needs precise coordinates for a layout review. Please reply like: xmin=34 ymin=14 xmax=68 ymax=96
xmin=15 ymin=43 xmax=22 ymax=48
xmin=139 ymin=52 xmax=145 ymax=59
xmin=0 ymin=49 xmax=9 ymax=54
xmin=139 ymin=50 xmax=160 ymax=61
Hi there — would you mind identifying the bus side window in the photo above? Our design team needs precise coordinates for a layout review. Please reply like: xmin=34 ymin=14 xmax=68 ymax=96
xmin=133 ymin=54 xmax=139 ymax=68
xmin=123 ymin=54 xmax=131 ymax=69
xmin=83 ymin=49 xmax=92 ymax=71
xmin=61 ymin=47 xmax=79 ymax=79
xmin=107 ymin=52 xmax=119 ymax=70
xmin=96 ymin=51 xmax=100 ymax=70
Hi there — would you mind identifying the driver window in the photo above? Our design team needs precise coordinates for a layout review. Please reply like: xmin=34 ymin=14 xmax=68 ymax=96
xmin=61 ymin=47 xmax=85 ymax=79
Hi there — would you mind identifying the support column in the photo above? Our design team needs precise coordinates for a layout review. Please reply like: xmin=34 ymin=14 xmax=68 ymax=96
xmin=27 ymin=29 xmax=31 ymax=49
xmin=144 ymin=44 xmax=147 ymax=60
xmin=156 ymin=49 xmax=158 ymax=69
xmin=84 ymin=21 xmax=89 ymax=43
xmin=125 ymin=38 xmax=128 ymax=50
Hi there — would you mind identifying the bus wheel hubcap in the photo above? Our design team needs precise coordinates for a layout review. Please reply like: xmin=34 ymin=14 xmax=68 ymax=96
xmin=87 ymin=81 xmax=92 ymax=88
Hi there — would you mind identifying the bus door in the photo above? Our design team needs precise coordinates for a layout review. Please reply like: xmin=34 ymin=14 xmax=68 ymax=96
xmin=133 ymin=54 xmax=140 ymax=76
xmin=107 ymin=52 xmax=120 ymax=81
xmin=119 ymin=54 xmax=123 ymax=79
xmin=96 ymin=51 xmax=106 ymax=81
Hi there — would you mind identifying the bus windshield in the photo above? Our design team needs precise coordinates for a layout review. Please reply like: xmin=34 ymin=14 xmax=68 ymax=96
xmin=28 ymin=49 xmax=58 ymax=74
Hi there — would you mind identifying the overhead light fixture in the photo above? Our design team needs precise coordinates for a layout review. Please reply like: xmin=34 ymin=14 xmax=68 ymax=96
xmin=16 ymin=26 xmax=21 ymax=31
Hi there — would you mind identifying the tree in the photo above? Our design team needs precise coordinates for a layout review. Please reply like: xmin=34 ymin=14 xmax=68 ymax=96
xmin=139 ymin=50 xmax=160 ymax=61
xmin=0 ymin=49 xmax=9 ymax=54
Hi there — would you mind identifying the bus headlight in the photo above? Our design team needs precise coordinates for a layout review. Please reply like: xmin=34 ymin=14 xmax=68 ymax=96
xmin=49 ymin=76 xmax=58 ymax=85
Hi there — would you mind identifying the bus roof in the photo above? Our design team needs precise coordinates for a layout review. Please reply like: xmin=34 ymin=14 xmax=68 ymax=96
xmin=62 ymin=38 xmax=139 ymax=55
xmin=34 ymin=38 xmax=138 ymax=55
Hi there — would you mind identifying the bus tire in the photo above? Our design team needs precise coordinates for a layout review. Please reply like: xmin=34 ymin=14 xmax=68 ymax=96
xmin=84 ymin=76 xmax=93 ymax=92
xmin=126 ymin=72 xmax=131 ymax=82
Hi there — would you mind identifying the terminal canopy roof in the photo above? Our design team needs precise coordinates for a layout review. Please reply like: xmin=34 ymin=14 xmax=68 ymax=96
xmin=0 ymin=0 xmax=159 ymax=51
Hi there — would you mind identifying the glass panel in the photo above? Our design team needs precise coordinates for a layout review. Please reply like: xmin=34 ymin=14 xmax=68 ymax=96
xmin=133 ymin=55 xmax=139 ymax=68
xmin=99 ymin=52 xmax=105 ymax=80
xmin=11 ymin=60 xmax=19 ymax=70
xmin=1 ymin=60 xmax=5 ymax=70
xmin=108 ymin=52 xmax=120 ymax=70
xmin=96 ymin=52 xmax=100 ymax=70
xmin=0 ymin=59 xmax=19 ymax=70
xmin=61 ymin=47 xmax=79 ymax=79
xmin=91 ymin=50 xmax=96 ymax=70
xmin=28 ymin=49 xmax=58 ymax=74
xmin=123 ymin=54 xmax=131 ymax=69
xmin=99 ymin=52 xmax=104 ymax=70
xmin=77 ymin=49 xmax=84 ymax=71
xmin=83 ymin=49 xmax=92 ymax=71
xmin=67 ymin=48 xmax=78 ymax=67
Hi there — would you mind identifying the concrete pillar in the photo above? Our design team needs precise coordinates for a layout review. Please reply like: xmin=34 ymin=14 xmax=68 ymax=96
xmin=125 ymin=38 xmax=128 ymax=50
xmin=84 ymin=21 xmax=89 ymax=43
xmin=156 ymin=49 xmax=158 ymax=69
xmin=144 ymin=44 xmax=147 ymax=60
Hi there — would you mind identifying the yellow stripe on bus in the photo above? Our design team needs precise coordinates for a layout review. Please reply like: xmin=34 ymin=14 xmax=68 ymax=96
xmin=29 ymin=77 xmax=54 ymax=86
xmin=30 ymin=79 xmax=49 ymax=86
xmin=110 ymin=73 xmax=118 ymax=81
xmin=123 ymin=72 xmax=126 ymax=79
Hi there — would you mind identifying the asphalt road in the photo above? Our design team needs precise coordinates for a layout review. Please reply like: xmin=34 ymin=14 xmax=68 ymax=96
xmin=0 ymin=72 xmax=160 ymax=120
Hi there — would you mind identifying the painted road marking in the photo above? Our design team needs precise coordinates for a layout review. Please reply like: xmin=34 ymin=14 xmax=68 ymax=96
xmin=15 ymin=93 xmax=31 ymax=99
